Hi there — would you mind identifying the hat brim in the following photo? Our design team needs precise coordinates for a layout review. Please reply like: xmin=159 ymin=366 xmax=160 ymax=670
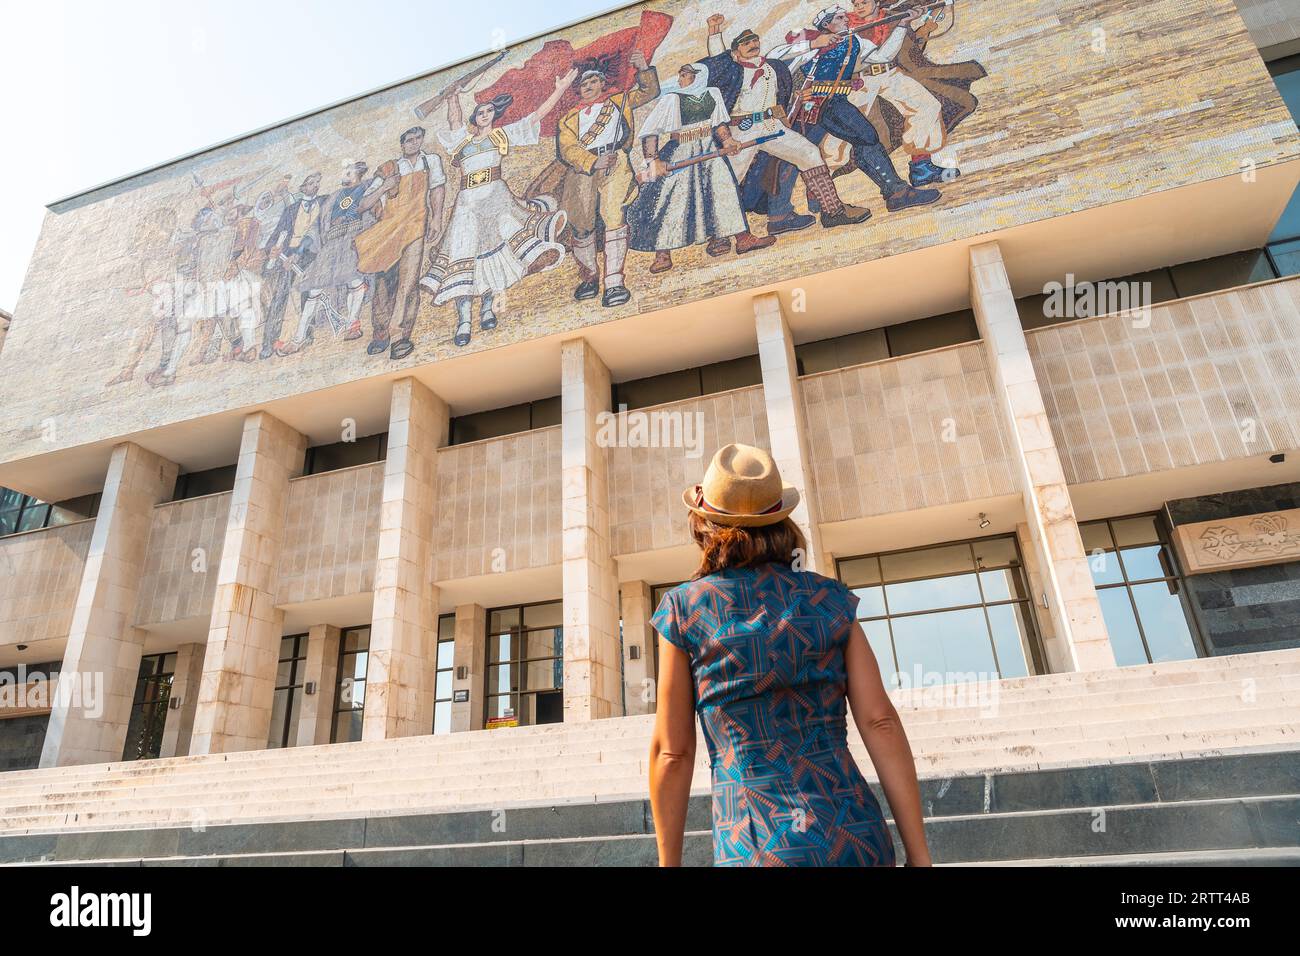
xmin=682 ymin=484 xmax=801 ymax=528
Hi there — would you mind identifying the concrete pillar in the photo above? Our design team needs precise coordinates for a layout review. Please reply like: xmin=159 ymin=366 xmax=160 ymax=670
xmin=753 ymin=292 xmax=828 ymax=572
xmin=295 ymin=624 xmax=340 ymax=746
xmin=364 ymin=378 xmax=449 ymax=740
xmin=451 ymin=603 xmax=486 ymax=733
xmin=190 ymin=411 xmax=306 ymax=755
xmin=620 ymin=582 xmax=656 ymax=716
xmin=560 ymin=338 xmax=623 ymax=721
xmin=970 ymin=242 xmax=1115 ymax=672
xmin=158 ymin=642 xmax=205 ymax=758
xmin=40 ymin=442 xmax=178 ymax=768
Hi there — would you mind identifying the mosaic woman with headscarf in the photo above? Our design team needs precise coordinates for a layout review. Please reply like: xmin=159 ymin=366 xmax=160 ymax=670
xmin=629 ymin=62 xmax=775 ymax=274
xmin=419 ymin=70 xmax=575 ymax=348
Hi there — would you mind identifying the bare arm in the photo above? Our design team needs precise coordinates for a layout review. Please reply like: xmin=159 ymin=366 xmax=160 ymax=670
xmin=844 ymin=620 xmax=931 ymax=866
xmin=648 ymin=636 xmax=697 ymax=866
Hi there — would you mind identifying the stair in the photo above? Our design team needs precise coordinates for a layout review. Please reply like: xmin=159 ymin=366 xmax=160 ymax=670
xmin=0 ymin=649 xmax=1296 ymax=863
xmin=3 ymin=749 xmax=1297 ymax=866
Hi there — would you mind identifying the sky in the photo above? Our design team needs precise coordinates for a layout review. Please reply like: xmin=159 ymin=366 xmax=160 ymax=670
xmin=0 ymin=0 xmax=620 ymax=312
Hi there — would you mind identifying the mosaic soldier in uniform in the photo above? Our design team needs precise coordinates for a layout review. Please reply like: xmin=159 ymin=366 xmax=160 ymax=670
xmin=700 ymin=13 xmax=871 ymax=234
xmin=419 ymin=71 xmax=573 ymax=348
xmin=354 ymin=127 xmax=446 ymax=361
xmin=260 ymin=172 xmax=325 ymax=358
xmin=776 ymin=6 xmax=940 ymax=213
xmin=832 ymin=0 xmax=983 ymax=186
xmin=279 ymin=162 xmax=375 ymax=354
xmin=630 ymin=62 xmax=774 ymax=274
xmin=548 ymin=51 xmax=659 ymax=308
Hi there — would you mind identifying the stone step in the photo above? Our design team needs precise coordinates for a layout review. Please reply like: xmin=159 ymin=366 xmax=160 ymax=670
xmin=3 ymin=731 xmax=1296 ymax=835
xmin=951 ymin=847 xmax=1300 ymax=866
xmin=8 ymin=793 xmax=1298 ymax=867
xmin=6 ymin=655 xmax=1295 ymax=790
xmin=3 ymin=750 xmax=1296 ymax=865
xmin=5 ymin=708 xmax=1294 ymax=820
xmin=4 ymin=681 xmax=1291 ymax=803
xmin=6 ymin=748 xmax=1294 ymax=858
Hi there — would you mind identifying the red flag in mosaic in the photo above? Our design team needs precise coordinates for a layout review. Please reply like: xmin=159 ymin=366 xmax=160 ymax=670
xmin=474 ymin=10 xmax=673 ymax=136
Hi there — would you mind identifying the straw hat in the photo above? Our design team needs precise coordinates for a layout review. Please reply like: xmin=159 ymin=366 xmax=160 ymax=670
xmin=683 ymin=444 xmax=801 ymax=528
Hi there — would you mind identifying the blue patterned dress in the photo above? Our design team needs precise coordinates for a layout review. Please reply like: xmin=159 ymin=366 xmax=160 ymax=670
xmin=651 ymin=562 xmax=897 ymax=867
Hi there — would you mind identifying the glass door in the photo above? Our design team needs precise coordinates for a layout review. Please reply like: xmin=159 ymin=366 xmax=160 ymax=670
xmin=484 ymin=601 xmax=563 ymax=727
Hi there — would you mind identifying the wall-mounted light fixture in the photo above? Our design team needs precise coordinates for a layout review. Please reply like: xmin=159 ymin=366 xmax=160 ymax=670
xmin=455 ymin=666 xmax=468 ymax=681
xmin=978 ymin=513 xmax=991 ymax=529
xmin=1270 ymin=453 xmax=1286 ymax=464
xmin=629 ymin=646 xmax=641 ymax=661
xmin=304 ymin=681 xmax=317 ymax=696
xmin=168 ymin=697 xmax=182 ymax=711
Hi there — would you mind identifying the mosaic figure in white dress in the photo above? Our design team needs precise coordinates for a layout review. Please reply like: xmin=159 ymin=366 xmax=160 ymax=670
xmin=420 ymin=69 xmax=576 ymax=347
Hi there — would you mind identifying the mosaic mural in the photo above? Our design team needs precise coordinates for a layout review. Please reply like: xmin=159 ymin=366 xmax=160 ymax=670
xmin=2 ymin=0 xmax=1297 ymax=463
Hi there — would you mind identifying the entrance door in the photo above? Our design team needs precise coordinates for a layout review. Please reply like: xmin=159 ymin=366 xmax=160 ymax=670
xmin=485 ymin=601 xmax=563 ymax=727
xmin=122 ymin=652 xmax=176 ymax=761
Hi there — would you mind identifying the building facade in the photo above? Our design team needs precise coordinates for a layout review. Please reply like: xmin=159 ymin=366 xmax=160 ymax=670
xmin=2 ymin=0 xmax=1300 ymax=773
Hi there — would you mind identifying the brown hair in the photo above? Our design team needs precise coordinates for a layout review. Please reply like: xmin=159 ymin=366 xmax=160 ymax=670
xmin=689 ymin=512 xmax=807 ymax=579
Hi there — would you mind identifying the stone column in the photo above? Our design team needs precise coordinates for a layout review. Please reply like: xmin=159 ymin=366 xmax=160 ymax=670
xmin=364 ymin=378 xmax=449 ymax=740
xmin=451 ymin=603 xmax=486 ymax=733
xmin=753 ymin=292 xmax=828 ymax=572
xmin=970 ymin=242 xmax=1115 ymax=672
xmin=190 ymin=412 xmax=306 ymax=755
xmin=158 ymin=642 xmax=205 ymax=758
xmin=40 ymin=443 xmax=178 ymax=767
xmin=620 ymin=582 xmax=656 ymax=716
xmin=560 ymin=338 xmax=623 ymax=721
xmin=295 ymin=624 xmax=340 ymax=746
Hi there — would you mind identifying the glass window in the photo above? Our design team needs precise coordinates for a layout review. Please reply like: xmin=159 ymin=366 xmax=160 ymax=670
xmin=268 ymin=634 xmax=307 ymax=749
xmin=795 ymin=329 xmax=889 ymax=375
xmin=483 ymin=600 xmax=563 ymax=728
xmin=332 ymin=626 xmax=371 ymax=743
xmin=648 ymin=582 xmax=686 ymax=694
xmin=700 ymin=355 xmax=763 ymax=393
xmin=1080 ymin=514 xmax=1201 ymax=666
xmin=432 ymin=614 xmax=455 ymax=735
xmin=614 ymin=368 xmax=702 ymax=410
xmin=122 ymin=652 xmax=177 ymax=761
xmin=1017 ymin=269 xmax=1179 ymax=330
xmin=837 ymin=535 xmax=1043 ymax=688
xmin=0 ymin=488 xmax=99 ymax=538
xmin=530 ymin=396 xmax=562 ymax=429
xmin=305 ymin=432 xmax=387 ymax=475
xmin=173 ymin=465 xmax=237 ymax=501
xmin=884 ymin=309 xmax=978 ymax=357
xmin=1168 ymin=250 xmax=1275 ymax=298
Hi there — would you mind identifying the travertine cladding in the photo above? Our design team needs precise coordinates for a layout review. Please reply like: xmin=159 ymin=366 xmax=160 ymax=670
xmin=433 ymin=427 xmax=561 ymax=580
xmin=756 ymin=294 xmax=828 ymax=571
xmin=608 ymin=385 xmax=769 ymax=555
xmin=135 ymin=493 xmax=230 ymax=625
xmin=0 ymin=522 xmax=92 ymax=645
xmin=972 ymin=241 xmax=1114 ymax=673
xmin=278 ymin=463 xmax=383 ymax=605
xmin=1234 ymin=0 xmax=1300 ymax=51
xmin=365 ymin=378 xmax=448 ymax=741
xmin=802 ymin=343 xmax=1017 ymax=523
xmin=1027 ymin=277 xmax=1300 ymax=485
xmin=41 ymin=443 xmax=178 ymax=767
xmin=561 ymin=338 xmax=622 ymax=721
